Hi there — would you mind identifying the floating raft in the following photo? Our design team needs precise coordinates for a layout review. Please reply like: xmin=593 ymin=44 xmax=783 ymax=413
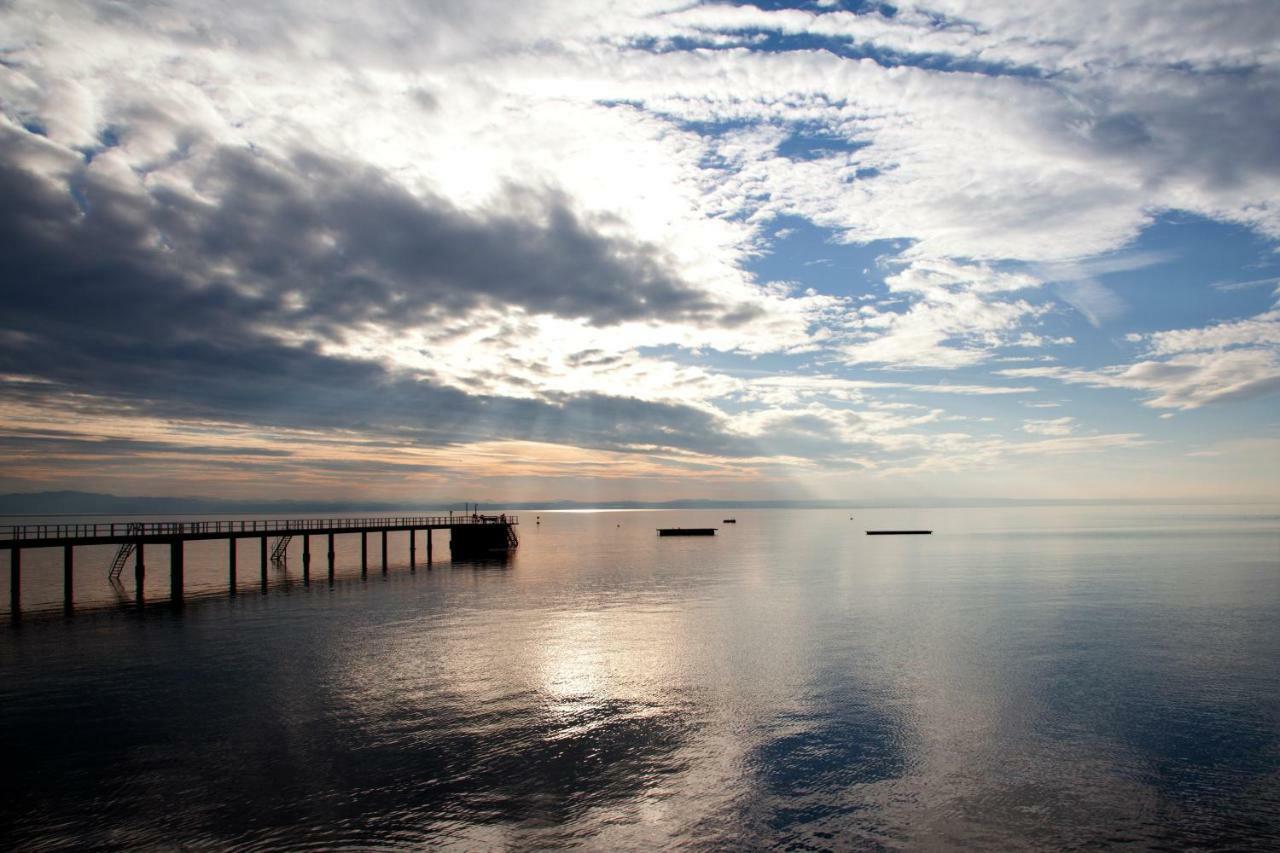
xmin=658 ymin=528 xmax=717 ymax=536
xmin=866 ymin=530 xmax=932 ymax=535
xmin=722 ymin=518 xmax=737 ymax=524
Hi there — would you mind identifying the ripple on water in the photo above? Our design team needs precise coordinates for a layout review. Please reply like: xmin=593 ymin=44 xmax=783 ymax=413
xmin=1 ymin=506 xmax=1278 ymax=849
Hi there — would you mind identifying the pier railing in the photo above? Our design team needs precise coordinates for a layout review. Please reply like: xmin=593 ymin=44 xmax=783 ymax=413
xmin=0 ymin=515 xmax=517 ymax=543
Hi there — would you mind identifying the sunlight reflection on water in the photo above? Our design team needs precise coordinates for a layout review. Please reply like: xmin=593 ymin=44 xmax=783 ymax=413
xmin=1 ymin=506 xmax=1278 ymax=849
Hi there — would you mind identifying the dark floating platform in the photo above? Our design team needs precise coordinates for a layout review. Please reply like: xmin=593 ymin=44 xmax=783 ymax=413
xmin=722 ymin=518 xmax=737 ymax=523
xmin=658 ymin=528 xmax=717 ymax=536
xmin=866 ymin=530 xmax=932 ymax=535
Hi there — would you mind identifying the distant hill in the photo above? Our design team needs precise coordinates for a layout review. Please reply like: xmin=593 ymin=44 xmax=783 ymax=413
xmin=0 ymin=490 xmax=1213 ymax=516
xmin=0 ymin=491 xmax=410 ymax=516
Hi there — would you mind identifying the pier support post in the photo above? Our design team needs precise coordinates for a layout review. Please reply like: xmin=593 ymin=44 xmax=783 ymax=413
xmin=328 ymin=533 xmax=335 ymax=583
xmin=381 ymin=530 xmax=388 ymax=573
xmin=361 ymin=531 xmax=368 ymax=577
xmin=303 ymin=535 xmax=311 ymax=584
xmin=427 ymin=528 xmax=432 ymax=565
xmin=410 ymin=529 xmax=416 ymax=571
xmin=135 ymin=542 xmax=146 ymax=600
xmin=9 ymin=547 xmax=19 ymax=615
xmin=228 ymin=538 xmax=236 ymax=593
xmin=170 ymin=540 xmax=184 ymax=604
xmin=63 ymin=544 xmax=73 ymax=612
xmin=260 ymin=536 xmax=268 ymax=588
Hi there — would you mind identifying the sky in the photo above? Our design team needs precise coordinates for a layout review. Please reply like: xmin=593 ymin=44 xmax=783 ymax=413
xmin=1 ymin=0 xmax=1278 ymax=504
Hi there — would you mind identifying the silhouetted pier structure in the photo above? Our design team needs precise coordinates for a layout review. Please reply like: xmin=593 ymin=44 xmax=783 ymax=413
xmin=3 ymin=513 xmax=518 ymax=614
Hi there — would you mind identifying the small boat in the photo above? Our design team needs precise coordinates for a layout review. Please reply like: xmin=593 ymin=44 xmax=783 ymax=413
xmin=866 ymin=530 xmax=932 ymax=535
xmin=722 ymin=518 xmax=737 ymax=524
xmin=658 ymin=528 xmax=717 ymax=536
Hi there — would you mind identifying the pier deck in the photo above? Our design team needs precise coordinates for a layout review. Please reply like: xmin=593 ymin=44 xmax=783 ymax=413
xmin=2 ymin=514 xmax=518 ymax=614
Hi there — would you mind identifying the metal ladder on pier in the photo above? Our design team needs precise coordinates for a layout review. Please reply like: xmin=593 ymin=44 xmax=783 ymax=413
xmin=505 ymin=525 xmax=519 ymax=549
xmin=270 ymin=535 xmax=292 ymax=565
xmin=107 ymin=523 xmax=145 ymax=579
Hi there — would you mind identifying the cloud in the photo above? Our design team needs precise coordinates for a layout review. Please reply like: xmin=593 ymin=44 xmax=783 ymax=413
xmin=1212 ymin=276 xmax=1280 ymax=293
xmin=3 ymin=132 xmax=756 ymax=331
xmin=0 ymin=129 xmax=784 ymax=460
xmin=6 ymin=1 xmax=1278 ymax=355
xmin=1034 ymin=250 xmax=1175 ymax=327
xmin=1022 ymin=416 xmax=1075 ymax=437
xmin=835 ymin=260 xmax=1047 ymax=367
xmin=734 ymin=374 xmax=1035 ymax=408
xmin=1002 ymin=350 xmax=1280 ymax=410
xmin=664 ymin=1 xmax=1280 ymax=75
xmin=1053 ymin=279 xmax=1126 ymax=327
xmin=1142 ymin=309 xmax=1280 ymax=355
xmin=0 ymin=0 xmax=1277 ymax=496
xmin=1001 ymin=298 xmax=1280 ymax=409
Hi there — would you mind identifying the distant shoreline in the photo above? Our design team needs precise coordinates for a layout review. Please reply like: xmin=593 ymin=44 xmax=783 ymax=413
xmin=0 ymin=490 xmax=1273 ymax=517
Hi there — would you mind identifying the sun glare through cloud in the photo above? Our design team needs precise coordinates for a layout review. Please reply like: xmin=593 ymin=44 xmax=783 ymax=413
xmin=1 ymin=0 xmax=1278 ymax=502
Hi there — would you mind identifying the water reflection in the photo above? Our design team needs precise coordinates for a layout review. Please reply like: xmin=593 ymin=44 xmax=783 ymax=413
xmin=0 ymin=506 xmax=1277 ymax=849
xmin=450 ymin=554 xmax=514 ymax=571
xmin=742 ymin=679 xmax=911 ymax=848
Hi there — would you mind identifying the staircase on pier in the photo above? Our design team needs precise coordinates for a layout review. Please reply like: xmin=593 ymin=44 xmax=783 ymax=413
xmin=106 ymin=523 xmax=145 ymax=579
xmin=270 ymin=535 xmax=292 ymax=564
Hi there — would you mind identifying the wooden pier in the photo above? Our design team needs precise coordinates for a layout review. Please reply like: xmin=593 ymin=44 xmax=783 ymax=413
xmin=2 ymin=514 xmax=518 ymax=614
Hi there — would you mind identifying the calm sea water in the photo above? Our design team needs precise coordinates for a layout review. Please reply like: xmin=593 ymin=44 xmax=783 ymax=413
xmin=2 ymin=505 xmax=1278 ymax=850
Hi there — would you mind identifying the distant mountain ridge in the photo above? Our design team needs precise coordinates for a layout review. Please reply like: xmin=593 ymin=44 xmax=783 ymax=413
xmin=0 ymin=490 xmax=1229 ymax=516
xmin=0 ymin=491 xmax=413 ymax=515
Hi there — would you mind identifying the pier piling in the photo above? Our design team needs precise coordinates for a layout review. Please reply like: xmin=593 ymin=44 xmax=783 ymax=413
xmin=170 ymin=541 xmax=184 ymax=603
xmin=136 ymin=542 xmax=145 ymax=597
xmin=381 ymin=530 xmax=388 ymax=573
xmin=259 ymin=537 xmax=268 ymax=587
xmin=328 ymin=533 xmax=335 ymax=583
xmin=9 ymin=548 xmax=19 ymax=614
xmin=63 ymin=545 xmax=73 ymax=612
xmin=227 ymin=539 xmax=236 ymax=592
xmin=361 ymin=531 xmax=367 ymax=576
xmin=410 ymin=529 xmax=416 ymax=571
xmin=303 ymin=535 xmax=311 ymax=584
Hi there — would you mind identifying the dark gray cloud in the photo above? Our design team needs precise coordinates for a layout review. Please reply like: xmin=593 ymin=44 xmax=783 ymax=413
xmin=1083 ymin=67 xmax=1280 ymax=195
xmin=98 ymin=140 xmax=747 ymax=330
xmin=0 ymin=131 xmax=760 ymax=459
xmin=0 ymin=429 xmax=294 ymax=458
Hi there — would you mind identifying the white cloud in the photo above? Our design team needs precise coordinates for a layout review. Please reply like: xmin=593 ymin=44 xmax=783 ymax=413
xmin=1 ymin=0 xmax=1277 ymax=495
xmin=1002 ymin=349 xmax=1280 ymax=410
xmin=1015 ymin=333 xmax=1075 ymax=347
xmin=1003 ymin=299 xmax=1280 ymax=409
xmin=832 ymin=260 xmax=1051 ymax=367
xmin=1022 ymin=416 xmax=1075 ymax=436
xmin=1212 ymin=276 xmax=1280 ymax=293
xmin=6 ymin=1 xmax=1277 ymax=352
xmin=1143 ymin=309 xmax=1280 ymax=355
xmin=1053 ymin=279 xmax=1126 ymax=327
xmin=735 ymin=374 xmax=1034 ymax=408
